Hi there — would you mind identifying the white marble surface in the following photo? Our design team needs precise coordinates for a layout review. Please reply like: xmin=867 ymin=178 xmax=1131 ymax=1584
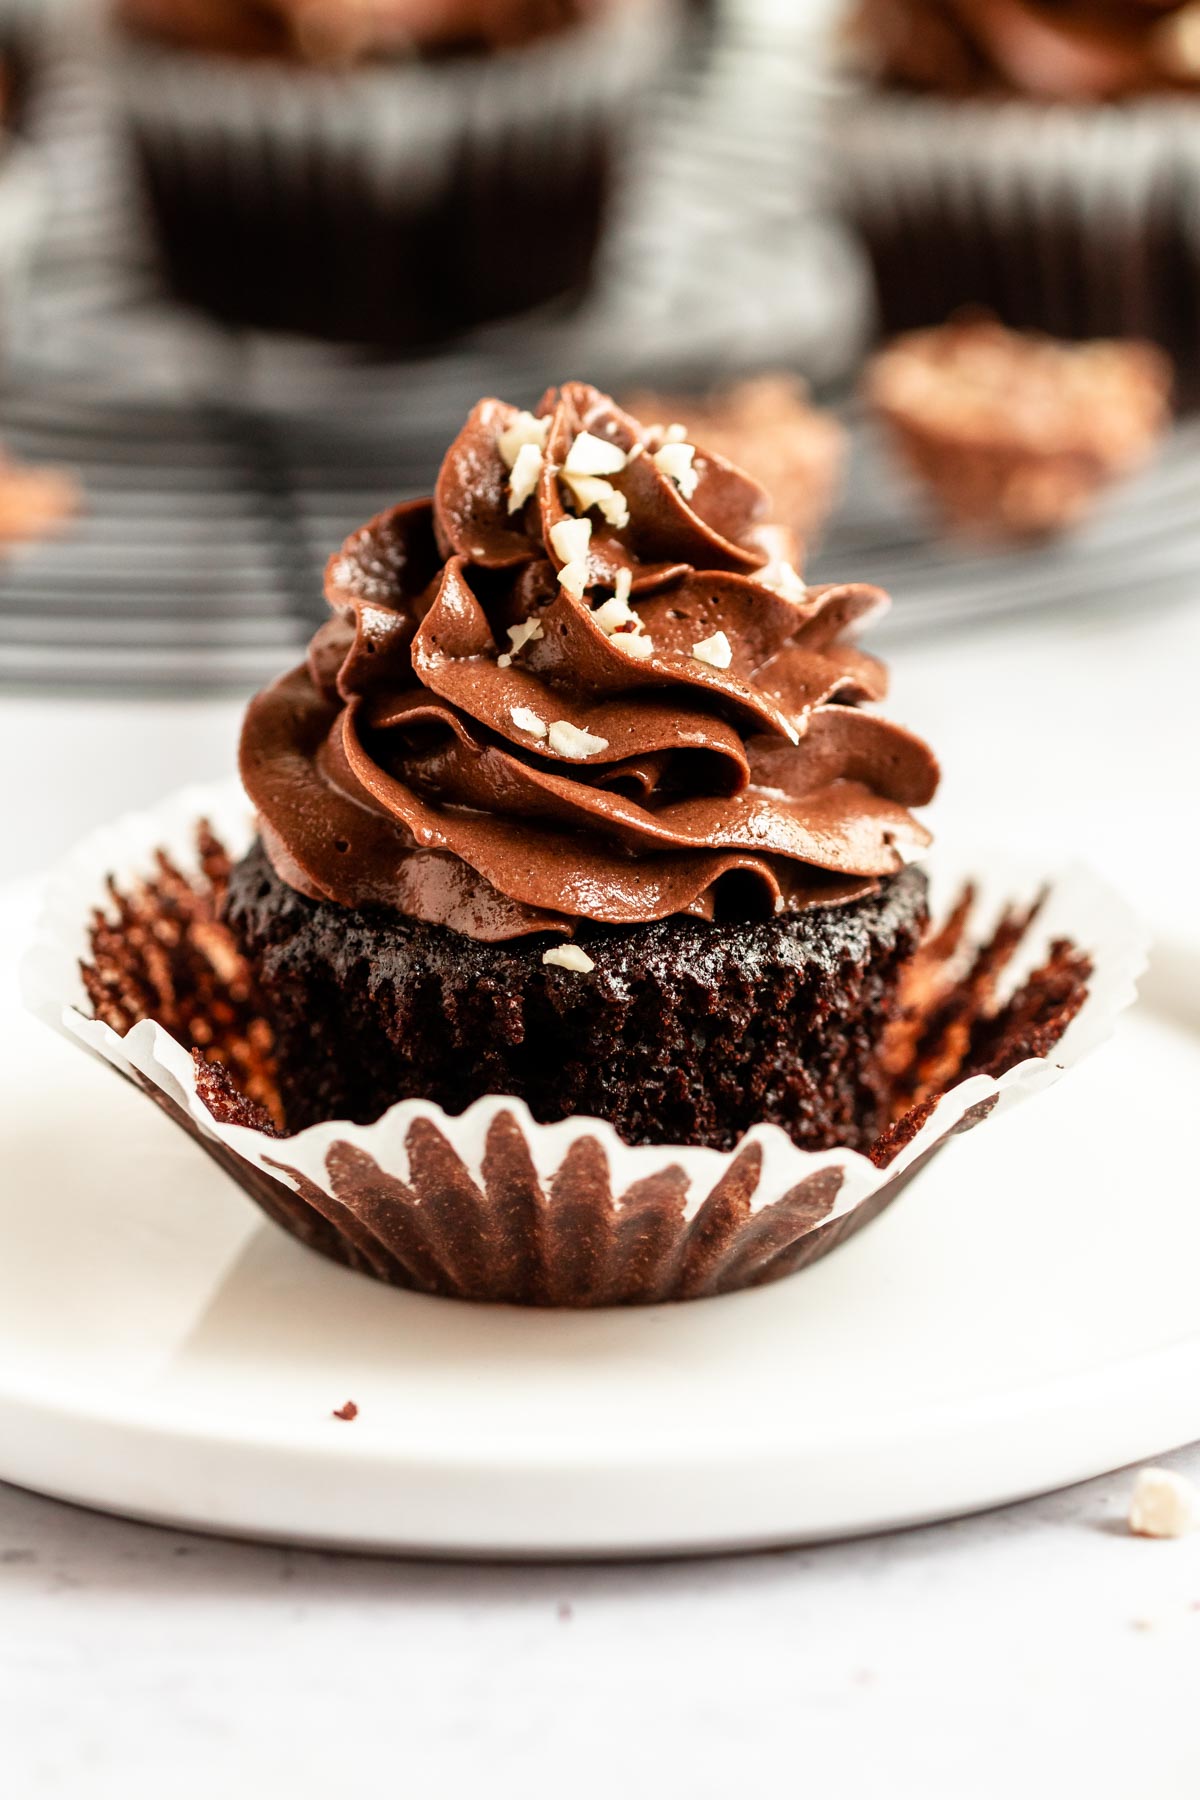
xmin=2 ymin=1453 xmax=1200 ymax=1798
xmin=3 ymin=593 xmax=1200 ymax=1794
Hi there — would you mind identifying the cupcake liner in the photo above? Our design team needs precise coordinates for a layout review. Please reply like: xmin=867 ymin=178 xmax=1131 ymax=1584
xmin=0 ymin=10 xmax=50 ymax=363
xmin=22 ymin=780 xmax=1146 ymax=1308
xmin=109 ymin=0 xmax=680 ymax=348
xmin=834 ymin=92 xmax=1200 ymax=378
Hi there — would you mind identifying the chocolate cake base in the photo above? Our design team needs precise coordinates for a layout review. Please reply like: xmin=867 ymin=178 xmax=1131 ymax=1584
xmin=224 ymin=841 xmax=929 ymax=1152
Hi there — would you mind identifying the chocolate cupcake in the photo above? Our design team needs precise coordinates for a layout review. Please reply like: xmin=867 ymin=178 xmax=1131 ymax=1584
xmin=835 ymin=0 xmax=1200 ymax=383
xmin=0 ymin=27 xmax=48 ymax=356
xmin=232 ymin=382 xmax=938 ymax=1148
xmin=866 ymin=318 xmax=1172 ymax=537
xmin=30 ymin=380 xmax=1131 ymax=1307
xmin=109 ymin=0 xmax=680 ymax=347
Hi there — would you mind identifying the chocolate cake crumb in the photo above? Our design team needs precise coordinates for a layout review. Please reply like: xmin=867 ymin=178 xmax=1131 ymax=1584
xmin=223 ymin=839 xmax=929 ymax=1154
xmin=82 ymin=826 xmax=1091 ymax=1167
xmin=332 ymin=1400 xmax=359 ymax=1422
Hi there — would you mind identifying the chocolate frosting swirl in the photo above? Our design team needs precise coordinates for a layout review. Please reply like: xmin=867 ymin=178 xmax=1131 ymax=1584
xmin=241 ymin=383 xmax=939 ymax=941
xmin=854 ymin=0 xmax=1200 ymax=99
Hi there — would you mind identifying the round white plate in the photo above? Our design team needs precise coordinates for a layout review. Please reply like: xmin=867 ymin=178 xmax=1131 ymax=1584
xmin=2 ymin=880 xmax=1197 ymax=1558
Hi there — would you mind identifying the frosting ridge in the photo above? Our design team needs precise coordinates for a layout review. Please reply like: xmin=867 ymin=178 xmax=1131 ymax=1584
xmin=241 ymin=382 xmax=939 ymax=940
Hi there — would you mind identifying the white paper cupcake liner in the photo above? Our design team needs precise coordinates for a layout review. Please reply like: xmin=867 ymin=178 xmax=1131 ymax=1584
xmin=834 ymin=91 xmax=1200 ymax=371
xmin=109 ymin=0 xmax=680 ymax=347
xmin=22 ymin=780 xmax=1147 ymax=1307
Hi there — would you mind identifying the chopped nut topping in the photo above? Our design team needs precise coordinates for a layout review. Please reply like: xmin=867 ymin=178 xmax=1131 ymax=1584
xmin=692 ymin=629 xmax=732 ymax=669
xmin=613 ymin=567 xmax=633 ymax=605
xmin=564 ymin=431 xmax=627 ymax=477
xmin=591 ymin=594 xmax=641 ymax=636
xmin=562 ymin=471 xmax=630 ymax=530
xmin=549 ymin=515 xmax=592 ymax=565
xmin=1129 ymin=1468 xmax=1198 ymax=1539
xmin=497 ymin=410 xmax=549 ymax=470
xmin=664 ymin=422 xmax=688 ymax=443
xmin=625 ymin=441 xmax=645 ymax=464
xmin=543 ymin=944 xmax=595 ymax=973
xmin=548 ymin=720 xmax=609 ymax=759
xmin=506 ymin=617 xmax=544 ymax=656
xmin=557 ymin=560 xmax=589 ymax=601
xmin=618 ymin=633 xmax=654 ymax=660
xmin=506 ymin=441 xmax=543 ymax=514
xmin=510 ymin=705 xmax=548 ymax=739
xmin=653 ymin=441 xmax=699 ymax=501
xmin=550 ymin=515 xmax=592 ymax=600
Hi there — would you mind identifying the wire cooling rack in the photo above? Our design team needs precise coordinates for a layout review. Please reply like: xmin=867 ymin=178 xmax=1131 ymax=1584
xmin=4 ymin=379 xmax=1198 ymax=693
xmin=2 ymin=0 xmax=1199 ymax=693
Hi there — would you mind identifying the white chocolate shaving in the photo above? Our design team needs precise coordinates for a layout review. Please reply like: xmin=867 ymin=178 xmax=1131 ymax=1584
xmin=692 ymin=630 xmax=732 ymax=669
xmin=510 ymin=705 xmax=548 ymax=740
xmin=506 ymin=441 xmax=542 ymax=514
xmin=497 ymin=410 xmax=549 ymax=469
xmin=543 ymin=945 xmax=595 ymax=973
xmin=548 ymin=720 xmax=609 ymax=759
xmin=564 ymin=431 xmax=626 ymax=476
xmin=653 ymin=440 xmax=699 ymax=501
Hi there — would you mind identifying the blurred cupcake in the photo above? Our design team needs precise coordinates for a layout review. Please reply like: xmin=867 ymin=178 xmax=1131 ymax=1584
xmin=622 ymin=376 xmax=847 ymax=557
xmin=0 ymin=444 xmax=80 ymax=548
xmin=25 ymin=378 xmax=1140 ymax=1307
xmin=110 ymin=0 xmax=680 ymax=347
xmin=0 ymin=25 xmax=48 ymax=349
xmin=866 ymin=317 xmax=1172 ymax=536
xmin=836 ymin=1 xmax=1200 ymax=381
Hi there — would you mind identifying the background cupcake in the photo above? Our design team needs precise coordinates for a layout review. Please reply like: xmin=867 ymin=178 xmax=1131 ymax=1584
xmin=833 ymin=0 xmax=1200 ymax=391
xmin=0 ymin=7 xmax=49 ymax=360
xmin=108 ymin=0 xmax=682 ymax=348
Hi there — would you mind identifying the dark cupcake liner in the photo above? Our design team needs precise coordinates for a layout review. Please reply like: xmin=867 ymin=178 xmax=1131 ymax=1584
xmin=0 ymin=11 xmax=51 ymax=356
xmin=835 ymin=92 xmax=1200 ymax=384
xmin=23 ymin=781 xmax=1145 ymax=1308
xmin=109 ymin=0 xmax=679 ymax=348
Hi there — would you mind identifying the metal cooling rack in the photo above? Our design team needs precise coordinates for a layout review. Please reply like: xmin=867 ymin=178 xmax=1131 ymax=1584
xmin=5 ymin=384 xmax=1199 ymax=693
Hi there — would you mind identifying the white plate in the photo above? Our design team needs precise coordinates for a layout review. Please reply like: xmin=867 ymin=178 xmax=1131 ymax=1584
xmin=1 ymin=879 xmax=1197 ymax=1558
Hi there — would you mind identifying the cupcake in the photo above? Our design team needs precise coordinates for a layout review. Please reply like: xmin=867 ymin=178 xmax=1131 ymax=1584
xmin=109 ymin=0 xmax=680 ymax=348
xmin=29 ymin=381 xmax=1133 ymax=1306
xmin=835 ymin=0 xmax=1200 ymax=380
xmin=0 ymin=444 xmax=80 ymax=548
xmin=0 ymin=25 xmax=48 ymax=353
xmin=622 ymin=377 xmax=847 ymax=558
xmin=866 ymin=317 xmax=1172 ymax=537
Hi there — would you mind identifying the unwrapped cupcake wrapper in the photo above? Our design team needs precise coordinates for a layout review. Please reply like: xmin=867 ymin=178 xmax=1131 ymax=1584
xmin=835 ymin=92 xmax=1200 ymax=365
xmin=110 ymin=0 xmax=678 ymax=346
xmin=23 ymin=781 xmax=1146 ymax=1308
